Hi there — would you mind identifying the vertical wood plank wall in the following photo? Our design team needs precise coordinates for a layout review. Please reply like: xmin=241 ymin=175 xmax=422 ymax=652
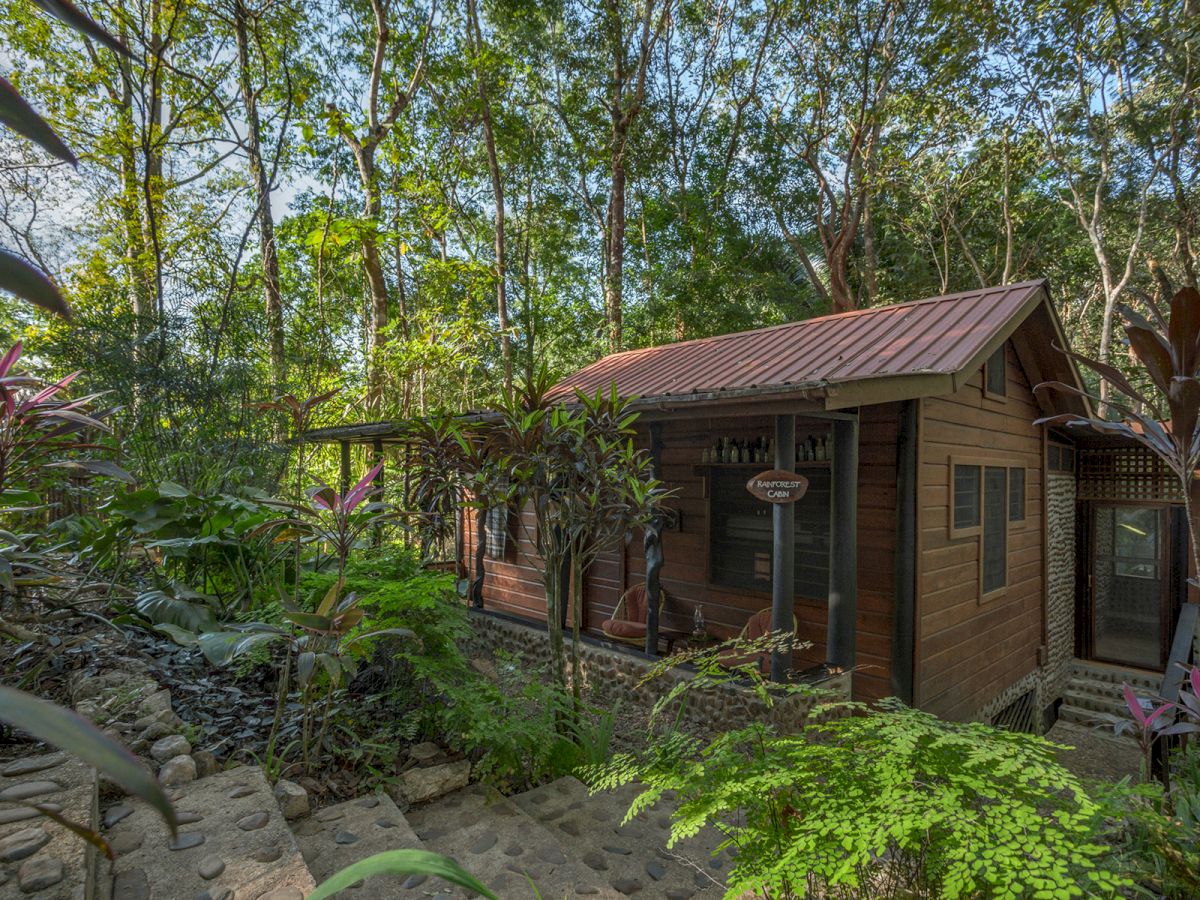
xmin=915 ymin=341 xmax=1045 ymax=720
xmin=463 ymin=407 xmax=899 ymax=702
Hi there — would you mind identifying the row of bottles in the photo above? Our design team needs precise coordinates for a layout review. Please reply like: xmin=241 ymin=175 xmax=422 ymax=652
xmin=701 ymin=433 xmax=831 ymax=464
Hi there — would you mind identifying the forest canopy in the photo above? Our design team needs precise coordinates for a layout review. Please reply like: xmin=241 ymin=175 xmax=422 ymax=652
xmin=0 ymin=0 xmax=1195 ymax=489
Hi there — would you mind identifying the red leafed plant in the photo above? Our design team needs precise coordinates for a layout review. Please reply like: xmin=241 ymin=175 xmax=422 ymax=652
xmin=258 ymin=462 xmax=394 ymax=579
xmin=1118 ymin=667 xmax=1200 ymax=783
xmin=0 ymin=341 xmax=125 ymax=500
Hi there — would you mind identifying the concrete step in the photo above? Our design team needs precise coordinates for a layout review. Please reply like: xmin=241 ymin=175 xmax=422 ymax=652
xmin=1069 ymin=662 xmax=1161 ymax=693
xmin=405 ymin=781 xmax=622 ymax=899
xmin=1063 ymin=688 xmax=1129 ymax=718
xmin=1057 ymin=703 xmax=1128 ymax=734
xmin=103 ymin=764 xmax=314 ymax=900
xmin=292 ymin=793 xmax=421 ymax=894
xmin=0 ymin=752 xmax=97 ymax=900
xmin=512 ymin=776 xmax=727 ymax=899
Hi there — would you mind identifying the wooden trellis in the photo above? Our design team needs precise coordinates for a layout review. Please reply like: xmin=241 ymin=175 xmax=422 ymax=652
xmin=1076 ymin=447 xmax=1182 ymax=503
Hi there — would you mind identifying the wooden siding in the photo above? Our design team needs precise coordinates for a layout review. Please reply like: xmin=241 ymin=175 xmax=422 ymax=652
xmin=916 ymin=340 xmax=1044 ymax=720
xmin=464 ymin=407 xmax=900 ymax=703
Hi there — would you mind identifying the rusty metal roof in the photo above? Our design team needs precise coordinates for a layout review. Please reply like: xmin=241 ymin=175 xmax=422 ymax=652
xmin=548 ymin=280 xmax=1057 ymax=410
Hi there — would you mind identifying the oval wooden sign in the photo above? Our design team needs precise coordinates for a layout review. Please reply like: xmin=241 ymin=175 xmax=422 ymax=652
xmin=746 ymin=469 xmax=809 ymax=504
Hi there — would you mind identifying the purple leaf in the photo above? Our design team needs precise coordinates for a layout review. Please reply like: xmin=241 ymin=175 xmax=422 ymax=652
xmin=344 ymin=462 xmax=384 ymax=512
xmin=0 ymin=342 xmax=21 ymax=378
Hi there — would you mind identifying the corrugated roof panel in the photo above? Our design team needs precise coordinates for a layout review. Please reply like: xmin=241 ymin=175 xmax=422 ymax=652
xmin=548 ymin=281 xmax=1047 ymax=404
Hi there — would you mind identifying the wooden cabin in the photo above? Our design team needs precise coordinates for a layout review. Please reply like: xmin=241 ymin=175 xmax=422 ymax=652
xmin=310 ymin=280 xmax=1199 ymax=732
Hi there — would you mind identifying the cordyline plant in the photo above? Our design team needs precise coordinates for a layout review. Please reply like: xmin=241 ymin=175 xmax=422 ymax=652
xmin=0 ymin=342 xmax=130 ymax=640
xmin=259 ymin=462 xmax=393 ymax=580
xmin=405 ymin=413 xmax=518 ymax=599
xmin=1117 ymin=666 xmax=1200 ymax=784
xmin=495 ymin=375 xmax=672 ymax=704
xmin=1035 ymin=285 xmax=1200 ymax=582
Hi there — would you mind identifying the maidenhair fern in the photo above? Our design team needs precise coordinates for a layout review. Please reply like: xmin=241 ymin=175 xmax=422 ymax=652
xmin=588 ymin=700 xmax=1130 ymax=899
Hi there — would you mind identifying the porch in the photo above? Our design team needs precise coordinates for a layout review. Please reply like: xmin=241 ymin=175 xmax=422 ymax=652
xmin=467 ymin=404 xmax=901 ymax=702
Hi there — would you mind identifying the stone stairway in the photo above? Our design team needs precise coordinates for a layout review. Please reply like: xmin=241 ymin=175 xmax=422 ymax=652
xmin=2 ymin=656 xmax=730 ymax=898
xmin=5 ymin=733 xmax=733 ymax=900
xmin=1057 ymin=659 xmax=1163 ymax=730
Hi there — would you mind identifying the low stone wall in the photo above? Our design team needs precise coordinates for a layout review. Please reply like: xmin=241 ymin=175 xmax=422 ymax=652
xmin=463 ymin=610 xmax=850 ymax=736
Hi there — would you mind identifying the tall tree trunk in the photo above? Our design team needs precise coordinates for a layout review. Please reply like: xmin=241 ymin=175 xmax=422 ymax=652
xmin=467 ymin=0 xmax=512 ymax=393
xmin=233 ymin=0 xmax=286 ymax=391
xmin=116 ymin=43 xmax=152 ymax=333
xmin=355 ymin=148 xmax=390 ymax=413
xmin=329 ymin=0 xmax=428 ymax=414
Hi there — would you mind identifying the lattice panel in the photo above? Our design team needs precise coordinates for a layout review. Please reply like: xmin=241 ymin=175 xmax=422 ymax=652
xmin=1076 ymin=447 xmax=1182 ymax=502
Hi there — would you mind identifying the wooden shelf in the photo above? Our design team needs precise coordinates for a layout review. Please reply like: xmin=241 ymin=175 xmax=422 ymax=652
xmin=693 ymin=461 xmax=830 ymax=475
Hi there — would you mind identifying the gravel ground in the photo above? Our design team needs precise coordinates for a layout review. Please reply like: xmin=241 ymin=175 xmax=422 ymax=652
xmin=1046 ymin=720 xmax=1143 ymax=782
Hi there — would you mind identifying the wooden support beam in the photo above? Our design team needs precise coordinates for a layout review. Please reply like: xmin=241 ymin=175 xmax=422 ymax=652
xmin=372 ymin=438 xmax=385 ymax=547
xmin=828 ymin=416 xmax=859 ymax=673
xmin=892 ymin=400 xmax=917 ymax=704
xmin=770 ymin=414 xmax=796 ymax=682
xmin=339 ymin=441 xmax=351 ymax=497
xmin=645 ymin=422 xmax=665 ymax=656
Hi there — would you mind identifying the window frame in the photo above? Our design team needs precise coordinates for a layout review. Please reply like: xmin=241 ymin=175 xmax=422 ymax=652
xmin=948 ymin=456 xmax=1030 ymax=600
xmin=983 ymin=345 xmax=1007 ymax=400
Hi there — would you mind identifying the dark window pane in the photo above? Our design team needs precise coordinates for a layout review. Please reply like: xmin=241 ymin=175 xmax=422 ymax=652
xmin=983 ymin=466 xmax=1008 ymax=593
xmin=954 ymin=465 xmax=981 ymax=530
xmin=1009 ymin=468 xmax=1025 ymax=521
xmin=986 ymin=346 xmax=1006 ymax=396
xmin=1048 ymin=445 xmax=1060 ymax=471
xmin=709 ymin=469 xmax=830 ymax=598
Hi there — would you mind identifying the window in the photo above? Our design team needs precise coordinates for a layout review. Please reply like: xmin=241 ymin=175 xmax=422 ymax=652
xmin=950 ymin=459 xmax=1028 ymax=597
xmin=953 ymin=464 xmax=981 ymax=532
xmin=984 ymin=345 xmax=1006 ymax=397
xmin=709 ymin=469 xmax=830 ymax=598
xmin=1009 ymin=467 xmax=1025 ymax=522
xmin=982 ymin=467 xmax=1008 ymax=593
xmin=1048 ymin=443 xmax=1075 ymax=474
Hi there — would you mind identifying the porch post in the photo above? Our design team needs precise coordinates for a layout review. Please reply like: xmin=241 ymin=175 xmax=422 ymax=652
xmin=644 ymin=422 xmax=665 ymax=655
xmin=828 ymin=415 xmax=859 ymax=672
xmin=372 ymin=438 xmax=385 ymax=547
xmin=770 ymin=414 xmax=796 ymax=682
xmin=339 ymin=440 xmax=351 ymax=497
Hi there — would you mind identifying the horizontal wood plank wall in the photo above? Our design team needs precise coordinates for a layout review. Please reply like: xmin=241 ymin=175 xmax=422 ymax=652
xmin=917 ymin=341 xmax=1044 ymax=720
xmin=463 ymin=502 xmax=548 ymax=620
xmin=855 ymin=403 xmax=899 ymax=702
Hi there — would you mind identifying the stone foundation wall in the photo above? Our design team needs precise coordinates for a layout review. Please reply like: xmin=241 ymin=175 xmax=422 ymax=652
xmin=1043 ymin=472 xmax=1077 ymax=710
xmin=463 ymin=611 xmax=850 ymax=736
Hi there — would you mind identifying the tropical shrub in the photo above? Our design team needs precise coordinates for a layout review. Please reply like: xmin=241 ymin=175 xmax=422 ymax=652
xmin=591 ymin=702 xmax=1130 ymax=899
xmin=97 ymin=480 xmax=287 ymax=615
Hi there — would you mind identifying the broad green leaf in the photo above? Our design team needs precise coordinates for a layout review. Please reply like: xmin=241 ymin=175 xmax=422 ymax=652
xmin=0 ymin=686 xmax=176 ymax=834
xmin=306 ymin=849 xmax=495 ymax=900
xmin=0 ymin=76 xmax=76 ymax=166
xmin=197 ymin=630 xmax=286 ymax=666
xmin=0 ymin=248 xmax=71 ymax=319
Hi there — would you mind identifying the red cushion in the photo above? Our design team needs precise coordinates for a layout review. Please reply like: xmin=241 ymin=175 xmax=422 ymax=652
xmin=603 ymin=619 xmax=647 ymax=639
xmin=623 ymin=586 xmax=648 ymax=623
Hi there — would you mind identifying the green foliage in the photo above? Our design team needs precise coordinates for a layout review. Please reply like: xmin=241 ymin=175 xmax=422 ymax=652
xmin=1093 ymin=764 xmax=1200 ymax=900
xmin=307 ymin=848 xmax=495 ymax=900
xmin=589 ymin=701 xmax=1131 ymax=899
xmin=98 ymin=480 xmax=287 ymax=615
xmin=437 ymin=652 xmax=615 ymax=791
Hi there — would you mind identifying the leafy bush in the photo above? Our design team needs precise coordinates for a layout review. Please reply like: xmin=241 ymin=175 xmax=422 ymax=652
xmin=98 ymin=481 xmax=287 ymax=614
xmin=1095 ymin=742 xmax=1200 ymax=898
xmin=589 ymin=700 xmax=1130 ymax=899
xmin=437 ymin=653 xmax=614 ymax=791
